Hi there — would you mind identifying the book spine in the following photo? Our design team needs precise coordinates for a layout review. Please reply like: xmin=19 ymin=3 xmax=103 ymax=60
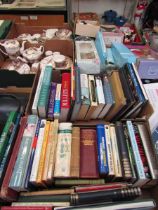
xmin=32 ymin=69 xmax=45 ymax=114
xmin=24 ymin=119 xmax=41 ymax=189
xmin=47 ymin=83 xmax=57 ymax=120
xmin=115 ymin=122 xmax=133 ymax=179
xmin=70 ymin=127 xmax=80 ymax=177
xmin=54 ymin=123 xmax=72 ymax=177
xmin=0 ymin=111 xmax=17 ymax=163
xmin=96 ymin=124 xmax=109 ymax=176
xmin=9 ymin=115 xmax=38 ymax=191
xmin=36 ymin=121 xmax=50 ymax=185
xmin=47 ymin=119 xmax=59 ymax=181
xmin=104 ymin=125 xmax=115 ymax=176
xmin=29 ymin=119 xmax=46 ymax=184
xmin=126 ymin=121 xmax=146 ymax=179
xmin=109 ymin=124 xmax=122 ymax=178
xmin=37 ymin=65 xmax=52 ymax=118
xmin=54 ymin=84 xmax=61 ymax=119
xmin=0 ymin=113 xmax=21 ymax=183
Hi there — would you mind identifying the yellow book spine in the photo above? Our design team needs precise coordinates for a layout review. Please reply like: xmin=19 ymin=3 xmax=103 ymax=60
xmin=47 ymin=119 xmax=59 ymax=181
xmin=42 ymin=121 xmax=54 ymax=182
xmin=36 ymin=121 xmax=50 ymax=184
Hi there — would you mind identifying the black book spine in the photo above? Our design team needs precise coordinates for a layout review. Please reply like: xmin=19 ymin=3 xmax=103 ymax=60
xmin=70 ymin=187 xmax=141 ymax=205
xmin=115 ymin=122 xmax=133 ymax=179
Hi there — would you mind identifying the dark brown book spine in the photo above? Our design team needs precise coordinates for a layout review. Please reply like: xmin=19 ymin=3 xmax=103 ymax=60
xmin=80 ymin=129 xmax=99 ymax=178
xmin=70 ymin=127 xmax=80 ymax=177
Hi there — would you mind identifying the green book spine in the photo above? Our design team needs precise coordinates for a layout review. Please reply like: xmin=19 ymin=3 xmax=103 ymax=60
xmin=0 ymin=111 xmax=17 ymax=164
xmin=37 ymin=65 xmax=52 ymax=118
xmin=55 ymin=179 xmax=105 ymax=186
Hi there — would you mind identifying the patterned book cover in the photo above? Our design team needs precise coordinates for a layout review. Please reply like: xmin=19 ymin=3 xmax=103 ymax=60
xmin=54 ymin=84 xmax=62 ymax=119
xmin=47 ymin=82 xmax=57 ymax=120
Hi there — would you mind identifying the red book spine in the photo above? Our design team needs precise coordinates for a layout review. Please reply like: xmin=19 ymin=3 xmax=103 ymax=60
xmin=1 ymin=207 xmax=52 ymax=210
xmin=80 ymin=129 xmax=99 ymax=178
xmin=0 ymin=117 xmax=27 ymax=201
xmin=61 ymin=73 xmax=71 ymax=109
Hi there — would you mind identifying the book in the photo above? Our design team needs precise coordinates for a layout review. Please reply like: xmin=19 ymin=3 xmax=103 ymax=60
xmin=37 ymin=65 xmax=52 ymax=118
xmin=96 ymin=124 xmax=109 ymax=176
xmin=29 ymin=119 xmax=46 ymax=184
xmin=47 ymin=119 xmax=59 ymax=182
xmin=71 ymin=67 xmax=81 ymax=122
xmin=54 ymin=84 xmax=62 ymax=119
xmin=0 ymin=117 xmax=27 ymax=201
xmin=115 ymin=122 xmax=133 ymax=179
xmin=70 ymin=127 xmax=80 ymax=177
xmin=2 ymin=207 xmax=52 ymax=210
xmin=60 ymin=73 xmax=71 ymax=122
xmin=98 ymin=75 xmax=115 ymax=119
xmin=91 ymin=76 xmax=105 ymax=120
xmin=47 ymin=82 xmax=57 ymax=120
xmin=84 ymin=75 xmax=98 ymax=120
xmin=9 ymin=115 xmax=38 ymax=192
xmin=0 ymin=111 xmax=17 ymax=164
xmin=80 ymin=129 xmax=99 ymax=178
xmin=77 ymin=74 xmax=90 ymax=120
xmin=11 ymin=202 xmax=70 ymax=207
xmin=54 ymin=179 xmax=105 ymax=186
xmin=36 ymin=121 xmax=50 ymax=185
xmin=105 ymin=71 xmax=126 ymax=121
xmin=54 ymin=123 xmax=72 ymax=177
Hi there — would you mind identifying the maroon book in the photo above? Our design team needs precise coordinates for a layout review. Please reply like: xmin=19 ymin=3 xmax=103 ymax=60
xmin=1 ymin=207 xmax=52 ymax=210
xmin=80 ymin=129 xmax=99 ymax=178
xmin=0 ymin=116 xmax=27 ymax=202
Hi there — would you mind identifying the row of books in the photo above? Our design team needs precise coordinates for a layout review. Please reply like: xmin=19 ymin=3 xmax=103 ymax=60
xmin=5 ymin=114 xmax=158 ymax=193
xmin=31 ymin=62 xmax=148 ymax=122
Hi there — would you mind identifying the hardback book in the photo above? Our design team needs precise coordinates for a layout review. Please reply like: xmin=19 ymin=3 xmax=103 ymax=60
xmin=77 ymin=74 xmax=90 ymax=120
xmin=29 ymin=119 xmax=46 ymax=184
xmin=9 ymin=115 xmax=38 ymax=192
xmin=47 ymin=82 xmax=57 ymax=120
xmin=36 ymin=121 xmax=50 ymax=185
xmin=54 ymin=123 xmax=72 ymax=177
xmin=0 ymin=117 xmax=27 ymax=201
xmin=105 ymin=71 xmax=126 ymax=122
xmin=11 ymin=202 xmax=69 ymax=208
xmin=32 ymin=68 xmax=45 ymax=115
xmin=24 ymin=119 xmax=41 ymax=189
xmin=47 ymin=119 xmax=59 ymax=182
xmin=91 ymin=76 xmax=105 ymax=120
xmin=126 ymin=121 xmax=149 ymax=186
xmin=98 ymin=75 xmax=115 ymax=119
xmin=70 ymin=67 xmax=81 ymax=122
xmin=85 ymin=75 xmax=98 ymax=120
xmin=70 ymin=64 xmax=76 ymax=112
xmin=135 ymin=122 xmax=158 ymax=185
xmin=54 ymin=84 xmax=62 ymax=119
xmin=80 ymin=129 xmax=99 ymax=178
xmin=70 ymin=127 xmax=80 ymax=177
xmin=37 ymin=65 xmax=53 ymax=118
xmin=60 ymin=73 xmax=71 ymax=122
xmin=1 ymin=207 xmax=52 ymax=210
xmin=0 ymin=111 xmax=17 ymax=164
xmin=54 ymin=179 xmax=105 ymax=186
xmin=115 ymin=122 xmax=133 ymax=179
xmin=96 ymin=124 xmax=109 ymax=176
xmin=109 ymin=124 xmax=122 ymax=179
xmin=104 ymin=125 xmax=115 ymax=177
xmin=0 ymin=113 xmax=21 ymax=184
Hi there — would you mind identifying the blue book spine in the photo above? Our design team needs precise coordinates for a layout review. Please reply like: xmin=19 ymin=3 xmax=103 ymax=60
xmin=54 ymin=84 xmax=61 ymax=119
xmin=47 ymin=82 xmax=57 ymax=120
xmin=151 ymin=127 xmax=158 ymax=159
xmin=127 ymin=63 xmax=145 ymax=102
xmin=126 ymin=121 xmax=145 ymax=179
xmin=103 ymin=76 xmax=115 ymax=105
xmin=0 ymin=113 xmax=21 ymax=182
xmin=96 ymin=124 xmax=109 ymax=175
xmin=24 ymin=119 xmax=41 ymax=189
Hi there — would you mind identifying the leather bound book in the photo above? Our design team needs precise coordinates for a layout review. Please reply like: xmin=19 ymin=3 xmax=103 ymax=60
xmin=70 ymin=127 xmax=80 ymax=177
xmin=80 ymin=129 xmax=99 ymax=178
xmin=0 ymin=116 xmax=27 ymax=201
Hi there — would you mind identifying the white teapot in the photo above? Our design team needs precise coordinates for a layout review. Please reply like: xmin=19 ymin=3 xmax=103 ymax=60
xmin=20 ymin=41 xmax=44 ymax=63
xmin=0 ymin=39 xmax=20 ymax=57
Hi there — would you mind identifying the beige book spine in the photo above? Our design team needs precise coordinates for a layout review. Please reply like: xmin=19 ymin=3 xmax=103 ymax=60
xmin=36 ymin=121 xmax=50 ymax=184
xmin=47 ymin=119 xmax=59 ymax=181
xmin=42 ymin=121 xmax=54 ymax=182
xmin=70 ymin=127 xmax=80 ymax=177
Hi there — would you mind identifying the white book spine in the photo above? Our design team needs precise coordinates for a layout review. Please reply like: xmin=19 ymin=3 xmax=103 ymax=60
xmin=29 ymin=119 xmax=46 ymax=183
xmin=126 ymin=121 xmax=146 ymax=179
xmin=54 ymin=84 xmax=62 ymax=119
xmin=32 ymin=69 xmax=45 ymax=114
xmin=104 ymin=125 xmax=115 ymax=176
